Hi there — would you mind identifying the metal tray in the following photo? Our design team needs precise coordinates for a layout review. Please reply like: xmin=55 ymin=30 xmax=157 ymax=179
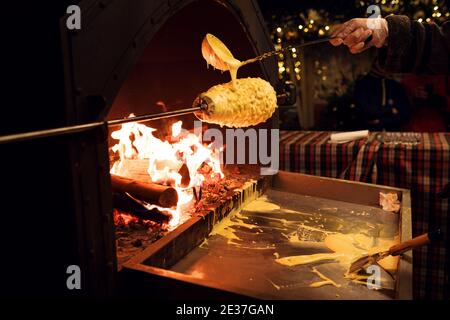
xmin=121 ymin=171 xmax=412 ymax=300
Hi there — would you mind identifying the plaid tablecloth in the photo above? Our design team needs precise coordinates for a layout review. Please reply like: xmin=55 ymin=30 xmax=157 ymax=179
xmin=279 ymin=131 xmax=450 ymax=300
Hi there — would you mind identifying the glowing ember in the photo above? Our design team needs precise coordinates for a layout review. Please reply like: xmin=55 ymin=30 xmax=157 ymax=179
xmin=114 ymin=209 xmax=138 ymax=226
xmin=110 ymin=115 xmax=224 ymax=227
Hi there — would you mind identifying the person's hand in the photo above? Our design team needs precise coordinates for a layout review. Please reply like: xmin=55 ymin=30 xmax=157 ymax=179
xmin=329 ymin=18 xmax=389 ymax=54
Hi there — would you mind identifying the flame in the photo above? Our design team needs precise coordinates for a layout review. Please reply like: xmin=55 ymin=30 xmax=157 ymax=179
xmin=171 ymin=120 xmax=182 ymax=138
xmin=114 ymin=209 xmax=137 ymax=226
xmin=110 ymin=115 xmax=223 ymax=227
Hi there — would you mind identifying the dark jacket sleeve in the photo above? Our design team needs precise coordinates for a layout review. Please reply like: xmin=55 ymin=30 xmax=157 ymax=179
xmin=378 ymin=15 xmax=450 ymax=75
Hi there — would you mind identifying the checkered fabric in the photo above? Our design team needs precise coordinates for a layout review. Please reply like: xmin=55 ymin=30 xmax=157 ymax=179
xmin=279 ymin=131 xmax=450 ymax=300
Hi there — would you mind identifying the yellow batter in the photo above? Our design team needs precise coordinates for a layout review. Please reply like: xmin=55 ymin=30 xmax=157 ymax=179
xmin=278 ymin=233 xmax=398 ymax=271
xmin=277 ymin=232 xmax=399 ymax=288
xmin=310 ymin=267 xmax=342 ymax=288
xmin=276 ymin=253 xmax=344 ymax=266
xmin=209 ymin=211 xmax=264 ymax=246
xmin=199 ymin=34 xmax=278 ymax=128
xmin=202 ymin=33 xmax=275 ymax=83
xmin=196 ymin=77 xmax=277 ymax=128
xmin=202 ymin=33 xmax=241 ymax=82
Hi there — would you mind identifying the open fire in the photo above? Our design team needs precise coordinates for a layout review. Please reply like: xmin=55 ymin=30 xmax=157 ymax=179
xmin=110 ymin=114 xmax=224 ymax=228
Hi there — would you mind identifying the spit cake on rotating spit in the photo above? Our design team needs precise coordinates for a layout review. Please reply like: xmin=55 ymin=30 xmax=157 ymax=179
xmin=194 ymin=34 xmax=278 ymax=128
xmin=194 ymin=77 xmax=277 ymax=128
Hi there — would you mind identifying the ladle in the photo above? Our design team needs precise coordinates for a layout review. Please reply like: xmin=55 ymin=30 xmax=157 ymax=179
xmin=201 ymin=33 xmax=372 ymax=71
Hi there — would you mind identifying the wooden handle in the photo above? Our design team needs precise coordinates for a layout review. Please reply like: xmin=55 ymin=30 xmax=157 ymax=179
xmin=389 ymin=233 xmax=431 ymax=256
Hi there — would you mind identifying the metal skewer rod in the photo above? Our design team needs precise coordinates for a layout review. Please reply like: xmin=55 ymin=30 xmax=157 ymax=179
xmin=241 ymin=38 xmax=332 ymax=66
xmin=242 ymin=35 xmax=372 ymax=66
xmin=0 ymin=91 xmax=287 ymax=145
xmin=275 ymin=37 xmax=332 ymax=54
xmin=0 ymin=106 xmax=203 ymax=145
xmin=108 ymin=107 xmax=202 ymax=126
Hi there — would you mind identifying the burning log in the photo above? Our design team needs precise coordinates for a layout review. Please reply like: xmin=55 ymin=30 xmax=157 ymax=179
xmin=112 ymin=159 xmax=190 ymax=188
xmin=112 ymin=192 xmax=171 ymax=224
xmin=110 ymin=174 xmax=178 ymax=208
xmin=111 ymin=159 xmax=150 ymax=184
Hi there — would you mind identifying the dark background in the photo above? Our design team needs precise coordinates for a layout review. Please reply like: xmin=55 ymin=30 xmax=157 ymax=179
xmin=0 ymin=1 xmax=81 ymax=296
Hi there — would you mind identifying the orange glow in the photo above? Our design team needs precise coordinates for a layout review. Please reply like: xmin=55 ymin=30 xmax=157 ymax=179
xmin=110 ymin=114 xmax=224 ymax=227
xmin=113 ymin=209 xmax=138 ymax=226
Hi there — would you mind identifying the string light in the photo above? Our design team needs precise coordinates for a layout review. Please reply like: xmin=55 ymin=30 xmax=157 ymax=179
xmin=270 ymin=0 xmax=449 ymax=81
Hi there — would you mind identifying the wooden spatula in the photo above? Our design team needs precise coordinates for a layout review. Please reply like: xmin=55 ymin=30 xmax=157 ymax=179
xmin=348 ymin=230 xmax=440 ymax=274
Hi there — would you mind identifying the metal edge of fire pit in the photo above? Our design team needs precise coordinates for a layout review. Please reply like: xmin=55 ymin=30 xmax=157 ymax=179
xmin=120 ymin=171 xmax=413 ymax=300
xmin=121 ymin=174 xmax=271 ymax=269
xmin=396 ymin=190 xmax=413 ymax=300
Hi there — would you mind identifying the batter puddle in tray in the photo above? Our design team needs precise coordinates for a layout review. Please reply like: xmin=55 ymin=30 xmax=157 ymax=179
xmin=310 ymin=267 xmax=342 ymax=288
xmin=170 ymin=189 xmax=400 ymax=299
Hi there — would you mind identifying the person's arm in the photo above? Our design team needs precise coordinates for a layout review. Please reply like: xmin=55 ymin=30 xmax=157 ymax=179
xmin=380 ymin=16 xmax=449 ymax=74
xmin=330 ymin=16 xmax=450 ymax=75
